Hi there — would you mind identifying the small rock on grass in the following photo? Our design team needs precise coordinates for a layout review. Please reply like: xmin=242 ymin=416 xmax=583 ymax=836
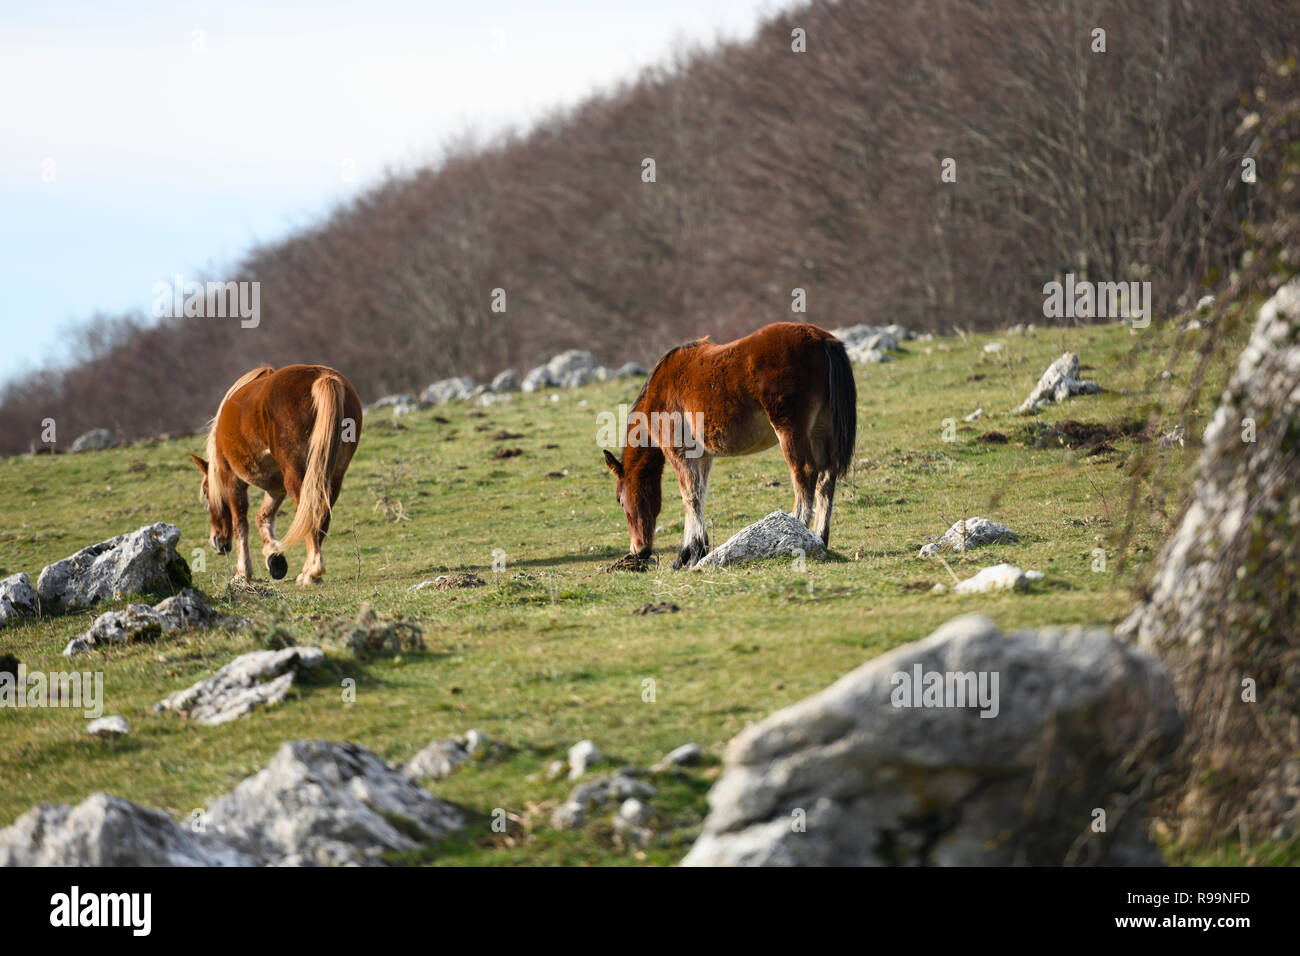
xmin=694 ymin=511 xmax=826 ymax=569
xmin=86 ymin=715 xmax=130 ymax=738
xmin=918 ymin=517 xmax=1019 ymax=558
xmin=952 ymin=564 xmax=1043 ymax=594
xmin=653 ymin=743 xmax=703 ymax=770
xmin=0 ymin=573 xmax=38 ymax=628
xmin=552 ymin=771 xmax=657 ymax=830
xmin=568 ymin=739 xmax=603 ymax=779
xmin=1016 ymin=352 xmax=1102 ymax=414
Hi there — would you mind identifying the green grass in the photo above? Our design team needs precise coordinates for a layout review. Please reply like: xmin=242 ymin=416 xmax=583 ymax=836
xmin=0 ymin=320 xmax=1241 ymax=864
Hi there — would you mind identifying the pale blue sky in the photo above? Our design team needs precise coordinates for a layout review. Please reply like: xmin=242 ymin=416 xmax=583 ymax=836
xmin=0 ymin=0 xmax=779 ymax=383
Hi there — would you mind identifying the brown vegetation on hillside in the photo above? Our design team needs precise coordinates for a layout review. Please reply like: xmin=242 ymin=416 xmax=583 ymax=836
xmin=1 ymin=0 xmax=1295 ymax=454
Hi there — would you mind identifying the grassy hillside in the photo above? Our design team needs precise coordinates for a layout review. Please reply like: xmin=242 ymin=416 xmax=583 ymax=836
xmin=0 ymin=320 xmax=1236 ymax=864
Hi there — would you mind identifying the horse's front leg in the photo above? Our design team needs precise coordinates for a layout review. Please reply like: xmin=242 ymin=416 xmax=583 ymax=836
xmin=230 ymin=482 xmax=254 ymax=580
xmin=256 ymin=489 xmax=289 ymax=579
xmin=669 ymin=451 xmax=713 ymax=569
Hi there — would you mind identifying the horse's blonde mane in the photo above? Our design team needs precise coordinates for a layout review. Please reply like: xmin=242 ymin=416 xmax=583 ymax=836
xmin=204 ymin=365 xmax=274 ymax=510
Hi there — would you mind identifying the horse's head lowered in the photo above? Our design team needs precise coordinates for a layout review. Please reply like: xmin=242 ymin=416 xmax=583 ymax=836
xmin=603 ymin=449 xmax=660 ymax=559
xmin=189 ymin=453 xmax=232 ymax=554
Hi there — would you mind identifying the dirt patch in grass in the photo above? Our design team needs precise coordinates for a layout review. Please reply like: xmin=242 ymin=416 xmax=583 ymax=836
xmin=491 ymin=430 xmax=524 ymax=440
xmin=432 ymin=572 xmax=486 ymax=589
xmin=632 ymin=601 xmax=679 ymax=615
xmin=1023 ymin=419 xmax=1149 ymax=452
xmin=606 ymin=553 xmax=654 ymax=573
xmin=976 ymin=431 xmax=1008 ymax=444
xmin=490 ymin=447 xmax=524 ymax=459
xmin=318 ymin=602 xmax=425 ymax=658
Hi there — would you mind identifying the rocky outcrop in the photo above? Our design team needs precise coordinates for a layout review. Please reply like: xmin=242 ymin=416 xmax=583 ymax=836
xmin=695 ymin=511 xmax=827 ymax=569
xmin=490 ymin=369 xmax=520 ymax=392
xmin=552 ymin=771 xmax=657 ymax=830
xmin=0 ymin=572 xmax=38 ymax=628
xmin=0 ymin=740 xmax=463 ymax=867
xmin=36 ymin=523 xmax=190 ymax=613
xmin=368 ymin=393 xmax=421 ymax=415
xmin=63 ymin=588 xmax=232 ymax=656
xmin=420 ymin=376 xmax=477 ymax=405
xmin=153 ymin=646 xmax=324 ymax=726
xmin=830 ymin=324 xmax=910 ymax=364
xmin=203 ymin=740 xmax=463 ymax=866
xmin=918 ymin=517 xmax=1019 ymax=558
xmin=1016 ymin=352 xmax=1102 ymax=414
xmin=0 ymin=792 xmax=250 ymax=866
xmin=1119 ymin=278 xmax=1300 ymax=843
xmin=683 ymin=614 xmax=1180 ymax=866
xmin=70 ymin=428 xmax=116 ymax=453
xmin=403 ymin=738 xmax=470 ymax=781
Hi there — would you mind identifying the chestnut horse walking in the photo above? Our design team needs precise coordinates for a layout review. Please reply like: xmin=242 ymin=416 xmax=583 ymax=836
xmin=190 ymin=365 xmax=362 ymax=585
xmin=603 ymin=322 xmax=856 ymax=568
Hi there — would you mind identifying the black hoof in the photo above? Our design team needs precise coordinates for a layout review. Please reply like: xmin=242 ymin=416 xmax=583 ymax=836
xmin=267 ymin=553 xmax=288 ymax=580
xmin=674 ymin=538 xmax=709 ymax=570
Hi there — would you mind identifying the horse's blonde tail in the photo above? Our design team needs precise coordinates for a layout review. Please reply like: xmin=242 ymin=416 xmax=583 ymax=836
xmin=281 ymin=372 xmax=344 ymax=551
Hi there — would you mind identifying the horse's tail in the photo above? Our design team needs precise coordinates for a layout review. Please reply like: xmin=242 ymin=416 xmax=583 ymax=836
xmin=281 ymin=371 xmax=345 ymax=551
xmin=825 ymin=338 xmax=857 ymax=478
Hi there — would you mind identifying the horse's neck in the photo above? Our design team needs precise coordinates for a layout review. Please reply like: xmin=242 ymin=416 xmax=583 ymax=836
xmin=624 ymin=442 xmax=664 ymax=480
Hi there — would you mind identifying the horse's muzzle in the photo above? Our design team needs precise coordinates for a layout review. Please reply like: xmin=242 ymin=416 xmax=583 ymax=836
xmin=211 ymin=535 xmax=231 ymax=554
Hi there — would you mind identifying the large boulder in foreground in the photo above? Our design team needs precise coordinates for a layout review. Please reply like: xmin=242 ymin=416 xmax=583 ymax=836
xmin=694 ymin=511 xmax=827 ymax=569
xmin=203 ymin=740 xmax=463 ymax=866
xmin=682 ymin=614 xmax=1180 ymax=866
xmin=36 ymin=523 xmax=190 ymax=613
xmin=1119 ymin=279 xmax=1300 ymax=844
xmin=0 ymin=792 xmax=250 ymax=866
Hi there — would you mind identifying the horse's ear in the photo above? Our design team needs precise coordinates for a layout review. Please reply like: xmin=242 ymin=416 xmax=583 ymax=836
xmin=603 ymin=450 xmax=623 ymax=477
xmin=189 ymin=453 xmax=209 ymax=475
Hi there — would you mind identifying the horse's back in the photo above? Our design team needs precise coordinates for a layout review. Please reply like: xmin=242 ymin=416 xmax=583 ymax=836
xmin=225 ymin=365 xmax=359 ymax=421
xmin=216 ymin=365 xmax=361 ymax=474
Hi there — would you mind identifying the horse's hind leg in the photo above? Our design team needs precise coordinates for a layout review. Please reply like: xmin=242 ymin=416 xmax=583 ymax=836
xmin=812 ymin=472 xmax=837 ymax=546
xmin=256 ymin=490 xmax=288 ymax=579
xmin=776 ymin=427 xmax=818 ymax=527
xmin=295 ymin=473 xmax=345 ymax=585
xmin=669 ymin=451 xmax=713 ymax=569
xmin=298 ymin=529 xmax=325 ymax=586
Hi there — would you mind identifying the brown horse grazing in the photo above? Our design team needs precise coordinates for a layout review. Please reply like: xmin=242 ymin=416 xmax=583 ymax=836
xmin=603 ymin=322 xmax=857 ymax=568
xmin=189 ymin=364 xmax=362 ymax=585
